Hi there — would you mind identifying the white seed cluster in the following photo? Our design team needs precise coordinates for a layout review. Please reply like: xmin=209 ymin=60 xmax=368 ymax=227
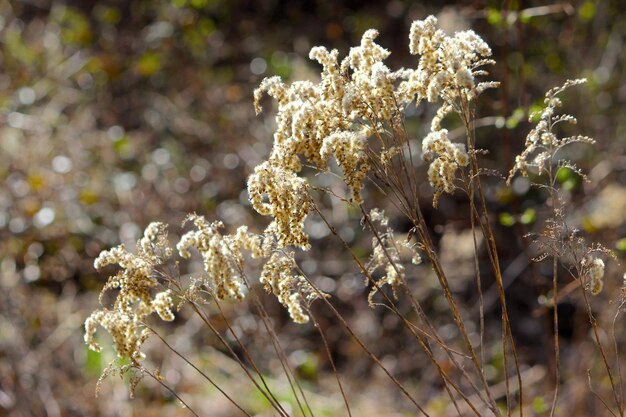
xmin=87 ymin=19 xmax=498 ymax=339
xmin=177 ymin=214 xmax=271 ymax=300
xmin=84 ymin=309 xmax=151 ymax=361
xmin=366 ymin=209 xmax=422 ymax=305
xmin=509 ymin=79 xmax=593 ymax=182
xmin=252 ymin=16 xmax=495 ymax=211
xmin=582 ymin=256 xmax=605 ymax=295
xmin=85 ymin=222 xmax=175 ymax=360
xmin=408 ymin=15 xmax=495 ymax=104
xmin=247 ymin=162 xmax=312 ymax=250
xmin=319 ymin=130 xmax=370 ymax=203
xmin=259 ymin=253 xmax=321 ymax=323
xmin=407 ymin=16 xmax=496 ymax=205
xmin=422 ymin=129 xmax=469 ymax=205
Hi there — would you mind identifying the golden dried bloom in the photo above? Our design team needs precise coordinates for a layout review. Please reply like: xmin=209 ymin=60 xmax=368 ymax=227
xmin=139 ymin=222 xmax=173 ymax=261
xmin=582 ymin=256 xmax=605 ymax=295
xmin=590 ymin=278 xmax=604 ymax=296
xmin=366 ymin=209 xmax=421 ymax=305
xmin=408 ymin=15 xmax=495 ymax=105
xmin=405 ymin=16 xmax=496 ymax=206
xmin=153 ymin=290 xmax=175 ymax=321
xmin=319 ymin=130 xmax=371 ymax=204
xmin=85 ymin=223 xmax=175 ymax=360
xmin=247 ymin=162 xmax=312 ymax=250
xmin=252 ymin=19 xmax=495 ymax=214
xmin=508 ymin=79 xmax=593 ymax=184
xmin=84 ymin=309 xmax=150 ymax=361
xmin=422 ymin=129 xmax=468 ymax=205
xmin=177 ymin=214 xmax=270 ymax=300
xmin=252 ymin=25 xmax=430 ymax=210
xmin=259 ymin=252 xmax=322 ymax=323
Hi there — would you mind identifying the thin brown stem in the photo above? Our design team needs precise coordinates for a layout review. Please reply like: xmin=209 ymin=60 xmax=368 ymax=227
xmin=579 ymin=280 xmax=623 ymax=416
xmin=146 ymin=324 xmax=253 ymax=416
xmin=461 ymin=100 xmax=523 ymax=416
xmin=549 ymin=257 xmax=560 ymax=417
xmin=143 ymin=367 xmax=200 ymax=417
xmin=189 ymin=301 xmax=290 ymax=417
xmin=209 ymin=295 xmax=294 ymax=417
xmin=308 ymin=308 xmax=353 ymax=417
xmin=359 ymin=204 xmax=490 ymax=413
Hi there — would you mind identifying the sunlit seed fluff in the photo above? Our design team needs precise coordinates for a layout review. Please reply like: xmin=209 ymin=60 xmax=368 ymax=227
xmin=366 ymin=209 xmax=421 ymax=305
xmin=247 ymin=162 xmax=311 ymax=250
xmin=590 ymin=278 xmax=603 ymax=296
xmin=153 ymin=290 xmax=175 ymax=321
xmin=582 ymin=257 xmax=605 ymax=295
xmin=409 ymin=16 xmax=439 ymax=55
xmin=455 ymin=67 xmax=474 ymax=89
xmin=408 ymin=15 xmax=494 ymax=106
xmin=421 ymin=129 xmax=467 ymax=205
xmin=453 ymin=144 xmax=470 ymax=167
xmin=86 ymin=223 xmax=176 ymax=360
xmin=319 ymin=130 xmax=370 ymax=204
xmin=589 ymin=258 xmax=605 ymax=280
xmin=177 ymin=214 xmax=270 ymax=300
xmin=84 ymin=314 xmax=101 ymax=352
xmin=509 ymin=79 xmax=590 ymax=184
xmin=259 ymin=253 xmax=321 ymax=323
xmin=247 ymin=19 xmax=496 ymax=318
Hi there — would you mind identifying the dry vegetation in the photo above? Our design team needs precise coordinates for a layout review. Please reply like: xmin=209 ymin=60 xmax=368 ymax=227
xmin=1 ymin=1 xmax=625 ymax=416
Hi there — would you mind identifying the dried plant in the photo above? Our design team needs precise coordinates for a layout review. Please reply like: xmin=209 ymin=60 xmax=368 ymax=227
xmin=85 ymin=15 xmax=624 ymax=417
xmin=508 ymin=79 xmax=623 ymax=417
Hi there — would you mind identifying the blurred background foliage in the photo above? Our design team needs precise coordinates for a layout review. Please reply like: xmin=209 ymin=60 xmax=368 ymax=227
xmin=0 ymin=0 xmax=624 ymax=416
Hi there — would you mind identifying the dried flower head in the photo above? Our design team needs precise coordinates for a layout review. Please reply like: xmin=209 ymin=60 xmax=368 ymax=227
xmin=85 ymin=222 xmax=174 ymax=360
xmin=508 ymin=78 xmax=594 ymax=183
xmin=253 ymin=16 xmax=496 ymax=212
xmin=408 ymin=15 xmax=496 ymax=104
xmin=247 ymin=162 xmax=312 ymax=250
xmin=259 ymin=252 xmax=324 ymax=323
xmin=582 ymin=256 xmax=605 ymax=295
xmin=366 ymin=209 xmax=421 ymax=306
xmin=422 ymin=128 xmax=469 ymax=205
xmin=406 ymin=16 xmax=496 ymax=205
xmin=177 ymin=214 xmax=270 ymax=300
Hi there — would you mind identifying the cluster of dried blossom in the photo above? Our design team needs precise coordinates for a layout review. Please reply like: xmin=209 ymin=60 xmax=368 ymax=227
xmin=86 ymin=17 xmax=614 ymax=371
xmin=582 ymin=256 xmax=606 ymax=295
xmin=508 ymin=78 xmax=594 ymax=181
xmin=84 ymin=223 xmax=175 ymax=360
xmin=507 ymin=78 xmax=615 ymax=295
xmin=366 ymin=209 xmax=422 ymax=305
xmin=85 ymin=15 xmax=501 ymax=361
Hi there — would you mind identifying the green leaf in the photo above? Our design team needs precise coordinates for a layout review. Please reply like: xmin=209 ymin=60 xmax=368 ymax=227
xmin=615 ymin=238 xmax=626 ymax=252
xmin=556 ymin=167 xmax=573 ymax=183
xmin=528 ymin=102 xmax=544 ymax=122
xmin=80 ymin=189 xmax=99 ymax=205
xmin=579 ymin=1 xmax=596 ymax=21
xmin=499 ymin=212 xmax=515 ymax=227
xmin=85 ymin=346 xmax=104 ymax=376
xmin=533 ymin=396 xmax=547 ymax=413
xmin=191 ymin=0 xmax=209 ymax=8
xmin=505 ymin=107 xmax=525 ymax=129
xmin=487 ymin=8 xmax=502 ymax=26
xmin=135 ymin=52 xmax=162 ymax=77
xmin=519 ymin=11 xmax=531 ymax=24
xmin=563 ymin=178 xmax=577 ymax=191
xmin=298 ymin=352 xmax=319 ymax=379
xmin=520 ymin=208 xmax=536 ymax=225
xmin=93 ymin=5 xmax=121 ymax=25
xmin=582 ymin=217 xmax=598 ymax=233
xmin=113 ymin=136 xmax=132 ymax=157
